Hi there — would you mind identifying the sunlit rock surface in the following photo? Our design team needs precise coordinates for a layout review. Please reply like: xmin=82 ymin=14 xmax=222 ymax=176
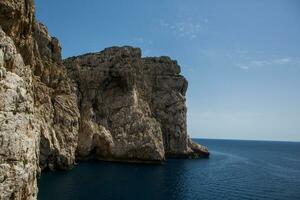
xmin=64 ymin=47 xmax=209 ymax=161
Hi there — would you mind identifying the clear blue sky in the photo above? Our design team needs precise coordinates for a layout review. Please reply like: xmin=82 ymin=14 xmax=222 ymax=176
xmin=35 ymin=0 xmax=300 ymax=141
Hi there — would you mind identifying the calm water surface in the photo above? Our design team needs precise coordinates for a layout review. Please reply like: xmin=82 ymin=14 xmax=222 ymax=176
xmin=38 ymin=139 xmax=300 ymax=200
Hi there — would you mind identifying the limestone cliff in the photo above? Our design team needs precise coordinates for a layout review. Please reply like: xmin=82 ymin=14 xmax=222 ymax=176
xmin=0 ymin=0 xmax=208 ymax=199
xmin=64 ymin=47 xmax=209 ymax=161
xmin=0 ymin=25 xmax=38 ymax=200
xmin=0 ymin=0 xmax=80 ymax=172
xmin=0 ymin=0 xmax=79 ymax=198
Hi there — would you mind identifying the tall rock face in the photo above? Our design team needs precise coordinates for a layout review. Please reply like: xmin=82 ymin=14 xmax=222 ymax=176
xmin=0 ymin=0 xmax=79 ymax=199
xmin=0 ymin=0 xmax=80 ymax=172
xmin=64 ymin=47 xmax=209 ymax=161
xmin=0 ymin=1 xmax=38 ymax=199
xmin=0 ymin=26 xmax=38 ymax=200
xmin=65 ymin=48 xmax=165 ymax=162
xmin=32 ymin=22 xmax=79 ymax=171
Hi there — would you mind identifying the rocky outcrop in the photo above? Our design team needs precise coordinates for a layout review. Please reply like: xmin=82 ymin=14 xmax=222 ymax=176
xmin=0 ymin=0 xmax=208 ymax=199
xmin=64 ymin=48 xmax=165 ymax=162
xmin=64 ymin=47 xmax=209 ymax=161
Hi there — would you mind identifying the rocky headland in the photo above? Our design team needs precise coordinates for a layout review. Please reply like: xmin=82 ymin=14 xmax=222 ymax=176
xmin=0 ymin=0 xmax=209 ymax=199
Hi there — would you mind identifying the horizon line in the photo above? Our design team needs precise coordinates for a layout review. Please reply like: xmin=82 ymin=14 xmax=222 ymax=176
xmin=193 ymin=137 xmax=300 ymax=143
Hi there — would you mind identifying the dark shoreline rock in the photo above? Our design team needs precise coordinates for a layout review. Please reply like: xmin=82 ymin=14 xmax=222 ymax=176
xmin=188 ymin=138 xmax=210 ymax=158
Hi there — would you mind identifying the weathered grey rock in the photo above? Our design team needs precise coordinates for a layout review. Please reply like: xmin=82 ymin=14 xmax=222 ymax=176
xmin=65 ymin=47 xmax=165 ymax=162
xmin=32 ymin=21 xmax=80 ymax=171
xmin=1 ymin=0 xmax=80 ymax=171
xmin=0 ymin=0 xmax=79 ymax=199
xmin=0 ymin=26 xmax=38 ymax=200
xmin=64 ymin=46 xmax=209 ymax=161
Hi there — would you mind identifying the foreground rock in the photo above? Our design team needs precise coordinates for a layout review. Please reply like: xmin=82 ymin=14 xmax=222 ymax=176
xmin=64 ymin=47 xmax=209 ymax=161
xmin=0 ymin=0 xmax=80 ymax=173
xmin=0 ymin=0 xmax=79 ymax=198
xmin=0 ymin=26 xmax=38 ymax=200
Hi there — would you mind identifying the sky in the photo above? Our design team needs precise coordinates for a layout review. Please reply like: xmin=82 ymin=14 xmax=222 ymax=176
xmin=35 ymin=0 xmax=300 ymax=141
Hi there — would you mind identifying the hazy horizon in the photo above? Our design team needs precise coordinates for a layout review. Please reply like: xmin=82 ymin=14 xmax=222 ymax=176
xmin=35 ymin=0 xmax=300 ymax=142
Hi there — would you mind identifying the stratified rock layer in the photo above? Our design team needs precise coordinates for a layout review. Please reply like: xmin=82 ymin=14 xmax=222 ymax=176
xmin=64 ymin=47 xmax=209 ymax=161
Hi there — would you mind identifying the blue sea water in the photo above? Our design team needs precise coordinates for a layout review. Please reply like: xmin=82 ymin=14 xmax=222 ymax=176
xmin=38 ymin=139 xmax=300 ymax=200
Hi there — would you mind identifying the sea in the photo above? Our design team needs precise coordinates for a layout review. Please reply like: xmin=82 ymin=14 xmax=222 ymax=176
xmin=38 ymin=139 xmax=300 ymax=200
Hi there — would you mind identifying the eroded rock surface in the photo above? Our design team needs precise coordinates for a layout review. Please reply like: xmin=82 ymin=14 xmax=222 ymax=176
xmin=33 ymin=22 xmax=79 ymax=171
xmin=0 ymin=0 xmax=79 ymax=199
xmin=64 ymin=48 xmax=165 ymax=162
xmin=64 ymin=47 xmax=209 ymax=161
xmin=0 ymin=26 xmax=38 ymax=200
xmin=0 ymin=0 xmax=80 ymax=172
